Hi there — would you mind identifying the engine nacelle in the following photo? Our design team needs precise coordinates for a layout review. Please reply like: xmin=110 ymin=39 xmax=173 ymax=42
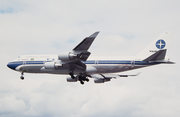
xmin=67 ymin=77 xmax=78 ymax=82
xmin=58 ymin=52 xmax=78 ymax=61
xmin=94 ymin=78 xmax=110 ymax=83
xmin=44 ymin=62 xmax=62 ymax=69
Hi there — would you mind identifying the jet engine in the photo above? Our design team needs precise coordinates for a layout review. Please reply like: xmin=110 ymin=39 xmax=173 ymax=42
xmin=90 ymin=74 xmax=111 ymax=83
xmin=58 ymin=52 xmax=78 ymax=61
xmin=44 ymin=61 xmax=62 ymax=69
xmin=94 ymin=78 xmax=111 ymax=83
xmin=67 ymin=77 xmax=78 ymax=82
xmin=58 ymin=51 xmax=91 ymax=61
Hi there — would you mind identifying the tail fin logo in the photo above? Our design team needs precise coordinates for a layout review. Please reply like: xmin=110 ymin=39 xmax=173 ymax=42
xmin=156 ymin=39 xmax=166 ymax=49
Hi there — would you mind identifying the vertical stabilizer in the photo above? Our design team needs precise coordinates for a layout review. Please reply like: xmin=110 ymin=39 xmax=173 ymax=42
xmin=136 ymin=32 xmax=174 ymax=61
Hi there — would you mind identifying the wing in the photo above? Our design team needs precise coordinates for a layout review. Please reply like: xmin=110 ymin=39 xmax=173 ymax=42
xmin=57 ymin=32 xmax=100 ymax=72
xmin=71 ymin=31 xmax=100 ymax=61
xmin=73 ymin=32 xmax=100 ymax=51
xmin=58 ymin=32 xmax=99 ymax=61
xmin=90 ymin=73 xmax=140 ymax=83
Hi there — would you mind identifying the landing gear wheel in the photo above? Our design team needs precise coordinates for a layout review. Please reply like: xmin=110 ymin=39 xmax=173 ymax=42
xmin=85 ymin=78 xmax=89 ymax=82
xmin=80 ymin=81 xmax=84 ymax=85
xmin=72 ymin=75 xmax=75 ymax=79
xmin=20 ymin=72 xmax=24 ymax=80
xmin=69 ymin=71 xmax=75 ymax=79
xmin=20 ymin=76 xmax=24 ymax=80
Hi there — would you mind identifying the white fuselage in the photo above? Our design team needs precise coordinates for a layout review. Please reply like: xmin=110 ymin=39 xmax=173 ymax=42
xmin=7 ymin=55 xmax=158 ymax=75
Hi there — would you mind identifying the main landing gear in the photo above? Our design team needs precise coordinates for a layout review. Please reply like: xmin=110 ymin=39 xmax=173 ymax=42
xmin=69 ymin=71 xmax=89 ymax=85
xmin=69 ymin=71 xmax=75 ymax=79
xmin=78 ymin=75 xmax=89 ymax=85
xmin=20 ymin=72 xmax=24 ymax=80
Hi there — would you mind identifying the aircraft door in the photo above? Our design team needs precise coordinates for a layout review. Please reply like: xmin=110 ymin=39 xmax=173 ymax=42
xmin=95 ymin=60 xmax=99 ymax=65
xmin=131 ymin=60 xmax=135 ymax=67
xmin=23 ymin=61 xmax=26 ymax=65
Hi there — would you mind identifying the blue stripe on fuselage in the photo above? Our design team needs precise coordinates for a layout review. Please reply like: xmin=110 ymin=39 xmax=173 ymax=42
xmin=84 ymin=60 xmax=153 ymax=65
xmin=7 ymin=61 xmax=23 ymax=70
xmin=7 ymin=60 xmax=160 ymax=70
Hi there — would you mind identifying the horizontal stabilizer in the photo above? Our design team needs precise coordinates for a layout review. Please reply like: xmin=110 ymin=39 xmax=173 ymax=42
xmin=90 ymin=72 xmax=140 ymax=79
xmin=119 ymin=72 xmax=141 ymax=77
xmin=143 ymin=49 xmax=166 ymax=61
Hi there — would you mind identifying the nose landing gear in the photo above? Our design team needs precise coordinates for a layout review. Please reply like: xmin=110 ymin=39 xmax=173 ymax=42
xmin=20 ymin=72 xmax=24 ymax=80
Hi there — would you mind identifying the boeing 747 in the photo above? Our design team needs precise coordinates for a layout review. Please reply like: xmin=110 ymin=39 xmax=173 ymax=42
xmin=7 ymin=32 xmax=174 ymax=84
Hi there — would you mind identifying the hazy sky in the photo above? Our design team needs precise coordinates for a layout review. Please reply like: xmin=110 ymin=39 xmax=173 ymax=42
xmin=1 ymin=0 xmax=180 ymax=117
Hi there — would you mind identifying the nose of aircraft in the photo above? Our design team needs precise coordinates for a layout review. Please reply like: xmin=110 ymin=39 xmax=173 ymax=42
xmin=7 ymin=62 xmax=16 ymax=70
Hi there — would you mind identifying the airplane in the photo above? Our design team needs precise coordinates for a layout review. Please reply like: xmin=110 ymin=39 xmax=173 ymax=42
xmin=7 ymin=31 xmax=175 ymax=84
